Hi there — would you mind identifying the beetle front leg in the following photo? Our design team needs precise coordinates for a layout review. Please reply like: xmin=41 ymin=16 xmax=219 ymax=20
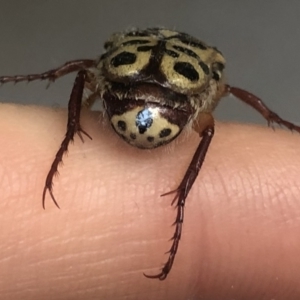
xmin=0 ymin=59 xmax=95 ymax=85
xmin=144 ymin=113 xmax=215 ymax=280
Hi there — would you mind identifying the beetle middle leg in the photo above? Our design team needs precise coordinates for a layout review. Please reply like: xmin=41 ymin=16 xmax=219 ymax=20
xmin=227 ymin=85 xmax=300 ymax=133
xmin=42 ymin=70 xmax=92 ymax=208
xmin=144 ymin=113 xmax=215 ymax=280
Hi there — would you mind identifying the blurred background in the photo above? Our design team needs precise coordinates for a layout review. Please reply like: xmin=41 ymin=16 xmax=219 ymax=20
xmin=0 ymin=0 xmax=299 ymax=125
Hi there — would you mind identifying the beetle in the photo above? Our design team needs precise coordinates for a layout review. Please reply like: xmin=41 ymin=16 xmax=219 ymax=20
xmin=1 ymin=28 xmax=299 ymax=280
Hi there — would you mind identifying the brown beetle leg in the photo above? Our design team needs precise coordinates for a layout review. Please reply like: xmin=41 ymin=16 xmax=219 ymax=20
xmin=42 ymin=70 xmax=92 ymax=208
xmin=0 ymin=59 xmax=95 ymax=84
xmin=227 ymin=85 xmax=300 ymax=133
xmin=144 ymin=113 xmax=215 ymax=280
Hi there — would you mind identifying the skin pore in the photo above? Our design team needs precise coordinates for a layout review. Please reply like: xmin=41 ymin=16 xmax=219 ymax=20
xmin=1 ymin=103 xmax=300 ymax=300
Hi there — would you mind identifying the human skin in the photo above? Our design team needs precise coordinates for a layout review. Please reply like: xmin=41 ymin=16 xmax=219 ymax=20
xmin=1 ymin=103 xmax=300 ymax=300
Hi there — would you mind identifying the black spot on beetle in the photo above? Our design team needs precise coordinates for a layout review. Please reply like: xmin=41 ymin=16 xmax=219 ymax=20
xmin=117 ymin=120 xmax=127 ymax=131
xmin=126 ymin=31 xmax=150 ymax=37
xmin=212 ymin=71 xmax=220 ymax=81
xmin=179 ymin=38 xmax=208 ymax=50
xmin=130 ymin=133 xmax=136 ymax=140
xmin=189 ymin=40 xmax=207 ymax=50
xmin=165 ymin=49 xmax=179 ymax=58
xmin=147 ymin=136 xmax=154 ymax=142
xmin=137 ymin=45 xmax=154 ymax=52
xmin=173 ymin=62 xmax=199 ymax=81
xmin=111 ymin=52 xmax=137 ymax=67
xmin=173 ymin=45 xmax=199 ymax=59
xmin=211 ymin=62 xmax=224 ymax=81
xmin=214 ymin=62 xmax=225 ymax=71
xmin=121 ymin=40 xmax=149 ymax=46
xmin=199 ymin=61 xmax=209 ymax=75
xmin=159 ymin=128 xmax=172 ymax=138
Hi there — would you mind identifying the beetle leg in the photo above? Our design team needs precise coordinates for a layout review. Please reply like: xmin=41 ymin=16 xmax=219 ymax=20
xmin=0 ymin=59 xmax=95 ymax=84
xmin=42 ymin=70 xmax=92 ymax=208
xmin=144 ymin=113 xmax=215 ymax=280
xmin=227 ymin=85 xmax=300 ymax=133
